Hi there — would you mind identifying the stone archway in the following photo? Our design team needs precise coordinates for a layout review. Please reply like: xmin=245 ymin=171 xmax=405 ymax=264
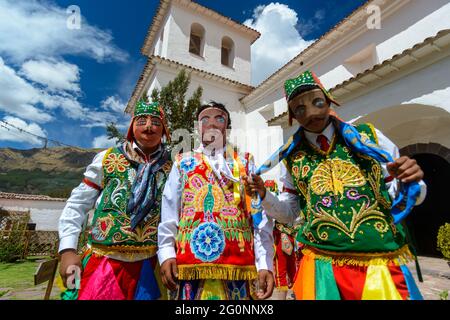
xmin=400 ymin=142 xmax=450 ymax=257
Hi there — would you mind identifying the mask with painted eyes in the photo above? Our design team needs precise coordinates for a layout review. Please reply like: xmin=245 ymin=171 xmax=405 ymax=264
xmin=135 ymin=116 xmax=162 ymax=127
xmin=198 ymin=108 xmax=228 ymax=148
xmin=200 ymin=115 xmax=226 ymax=125
xmin=290 ymin=97 xmax=327 ymax=117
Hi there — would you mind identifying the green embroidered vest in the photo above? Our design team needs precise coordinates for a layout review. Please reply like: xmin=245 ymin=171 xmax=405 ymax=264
xmin=285 ymin=123 xmax=406 ymax=253
xmin=89 ymin=147 xmax=172 ymax=253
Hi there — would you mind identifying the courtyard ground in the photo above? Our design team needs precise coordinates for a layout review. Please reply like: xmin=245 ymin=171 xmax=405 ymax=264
xmin=0 ymin=256 xmax=448 ymax=300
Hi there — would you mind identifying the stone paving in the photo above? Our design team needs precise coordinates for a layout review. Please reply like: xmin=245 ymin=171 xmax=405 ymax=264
xmin=1 ymin=256 xmax=448 ymax=300
xmin=407 ymin=256 xmax=450 ymax=300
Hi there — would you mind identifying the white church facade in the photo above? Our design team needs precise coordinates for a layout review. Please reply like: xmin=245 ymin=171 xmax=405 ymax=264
xmin=126 ymin=0 xmax=450 ymax=256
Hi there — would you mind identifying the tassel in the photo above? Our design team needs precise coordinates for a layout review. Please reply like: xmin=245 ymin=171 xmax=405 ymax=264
xmin=177 ymin=264 xmax=257 ymax=281
xmin=303 ymin=245 xmax=414 ymax=267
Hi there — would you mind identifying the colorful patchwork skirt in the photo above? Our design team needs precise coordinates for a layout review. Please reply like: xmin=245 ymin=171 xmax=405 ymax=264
xmin=292 ymin=245 xmax=423 ymax=300
xmin=61 ymin=249 xmax=165 ymax=300
xmin=174 ymin=279 xmax=256 ymax=300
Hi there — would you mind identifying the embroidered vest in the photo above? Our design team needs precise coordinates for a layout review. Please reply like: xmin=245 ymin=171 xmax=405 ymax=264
xmin=89 ymin=147 xmax=172 ymax=257
xmin=175 ymin=152 xmax=257 ymax=281
xmin=285 ymin=123 xmax=407 ymax=253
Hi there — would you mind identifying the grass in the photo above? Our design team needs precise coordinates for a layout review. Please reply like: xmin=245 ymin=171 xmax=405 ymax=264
xmin=0 ymin=256 xmax=61 ymax=300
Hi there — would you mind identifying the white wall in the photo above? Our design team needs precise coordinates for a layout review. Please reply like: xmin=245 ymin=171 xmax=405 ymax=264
xmin=337 ymin=56 xmax=450 ymax=121
xmin=317 ymin=0 xmax=450 ymax=90
xmin=161 ymin=3 xmax=253 ymax=85
xmin=339 ymin=55 xmax=450 ymax=149
xmin=0 ymin=199 xmax=65 ymax=231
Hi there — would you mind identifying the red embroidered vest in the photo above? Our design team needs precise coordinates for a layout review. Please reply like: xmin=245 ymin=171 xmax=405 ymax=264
xmin=175 ymin=152 xmax=257 ymax=281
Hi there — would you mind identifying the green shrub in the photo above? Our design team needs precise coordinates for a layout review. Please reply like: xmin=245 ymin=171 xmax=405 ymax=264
xmin=437 ymin=223 xmax=450 ymax=260
xmin=0 ymin=225 xmax=25 ymax=263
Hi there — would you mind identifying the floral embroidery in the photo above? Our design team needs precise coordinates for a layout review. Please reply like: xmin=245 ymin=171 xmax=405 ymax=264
xmin=180 ymin=157 xmax=198 ymax=173
xmin=91 ymin=215 xmax=114 ymax=241
xmin=184 ymin=192 xmax=195 ymax=202
xmin=321 ymin=196 xmax=332 ymax=207
xmin=302 ymin=165 xmax=310 ymax=177
xmin=221 ymin=206 xmax=238 ymax=216
xmin=224 ymin=192 xmax=234 ymax=203
xmin=346 ymin=189 xmax=360 ymax=200
xmin=183 ymin=207 xmax=196 ymax=217
xmin=190 ymin=222 xmax=225 ymax=262
xmin=293 ymin=151 xmax=305 ymax=161
xmin=104 ymin=153 xmax=129 ymax=173
xmin=292 ymin=166 xmax=300 ymax=179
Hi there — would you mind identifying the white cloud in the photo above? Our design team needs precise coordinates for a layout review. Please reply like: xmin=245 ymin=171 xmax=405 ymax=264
xmin=0 ymin=116 xmax=47 ymax=145
xmin=20 ymin=59 xmax=81 ymax=92
xmin=0 ymin=0 xmax=131 ymax=147
xmin=0 ymin=0 xmax=128 ymax=64
xmin=0 ymin=57 xmax=54 ymax=123
xmin=92 ymin=135 xmax=117 ymax=148
xmin=0 ymin=56 xmax=128 ymax=128
xmin=101 ymin=96 xmax=126 ymax=113
xmin=244 ymin=3 xmax=316 ymax=85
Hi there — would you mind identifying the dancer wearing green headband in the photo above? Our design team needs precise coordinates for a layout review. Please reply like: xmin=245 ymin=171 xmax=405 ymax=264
xmin=58 ymin=99 xmax=172 ymax=300
xmin=244 ymin=70 xmax=427 ymax=300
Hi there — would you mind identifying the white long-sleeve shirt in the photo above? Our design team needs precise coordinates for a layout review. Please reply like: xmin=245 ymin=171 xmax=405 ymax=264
xmin=58 ymin=142 xmax=161 ymax=254
xmin=262 ymin=122 xmax=427 ymax=225
xmin=157 ymin=144 xmax=274 ymax=272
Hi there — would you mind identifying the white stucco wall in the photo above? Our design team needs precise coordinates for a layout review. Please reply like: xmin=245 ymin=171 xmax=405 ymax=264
xmin=159 ymin=3 xmax=253 ymax=85
xmin=340 ymin=55 xmax=450 ymax=150
xmin=0 ymin=199 xmax=65 ymax=231
xmin=337 ymin=56 xmax=450 ymax=121
xmin=317 ymin=0 xmax=450 ymax=90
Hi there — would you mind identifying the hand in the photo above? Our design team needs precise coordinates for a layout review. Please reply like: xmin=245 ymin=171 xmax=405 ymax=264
xmin=387 ymin=156 xmax=424 ymax=183
xmin=242 ymin=174 xmax=266 ymax=199
xmin=59 ymin=249 xmax=81 ymax=288
xmin=160 ymin=258 xmax=178 ymax=291
xmin=256 ymin=269 xmax=274 ymax=300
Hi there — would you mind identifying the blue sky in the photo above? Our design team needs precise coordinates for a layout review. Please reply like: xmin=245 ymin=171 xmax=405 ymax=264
xmin=0 ymin=0 xmax=365 ymax=150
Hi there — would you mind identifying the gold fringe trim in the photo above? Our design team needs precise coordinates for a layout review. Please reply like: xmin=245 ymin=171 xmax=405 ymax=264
xmin=303 ymin=245 xmax=414 ymax=267
xmin=90 ymin=244 xmax=157 ymax=262
xmin=177 ymin=264 xmax=257 ymax=281
xmin=275 ymin=285 xmax=290 ymax=291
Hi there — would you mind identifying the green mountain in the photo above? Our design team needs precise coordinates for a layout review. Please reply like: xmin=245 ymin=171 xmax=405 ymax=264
xmin=0 ymin=147 xmax=102 ymax=198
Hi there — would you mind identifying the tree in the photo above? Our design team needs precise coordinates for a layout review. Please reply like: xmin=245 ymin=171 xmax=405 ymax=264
xmin=105 ymin=69 xmax=203 ymax=149
xmin=151 ymin=69 xmax=203 ymax=138
xmin=106 ymin=122 xmax=126 ymax=145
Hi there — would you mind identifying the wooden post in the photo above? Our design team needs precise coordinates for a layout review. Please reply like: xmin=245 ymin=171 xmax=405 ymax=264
xmin=34 ymin=259 xmax=58 ymax=300
xmin=22 ymin=230 xmax=31 ymax=259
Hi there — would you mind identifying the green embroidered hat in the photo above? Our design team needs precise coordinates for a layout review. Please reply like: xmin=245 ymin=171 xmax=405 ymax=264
xmin=284 ymin=70 xmax=339 ymax=106
xmin=134 ymin=100 xmax=161 ymax=118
